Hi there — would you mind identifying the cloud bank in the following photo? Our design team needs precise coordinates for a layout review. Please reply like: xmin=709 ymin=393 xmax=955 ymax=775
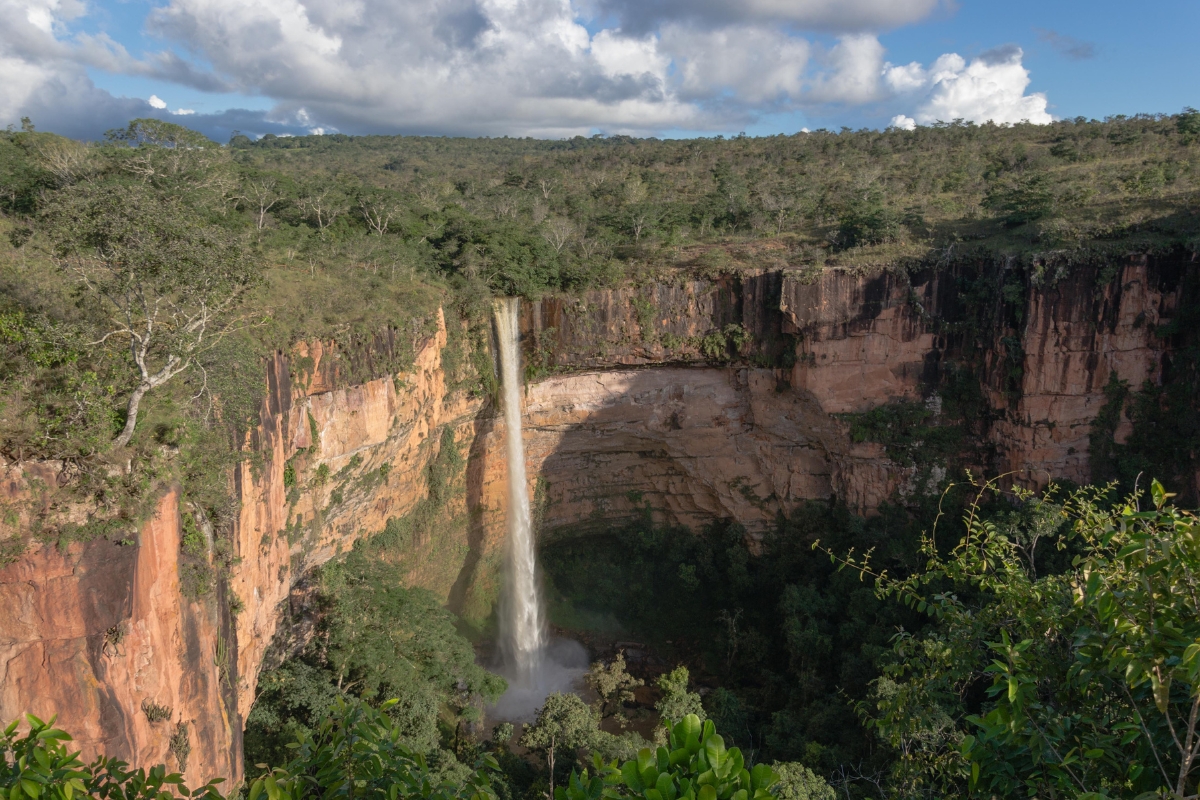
xmin=1 ymin=0 xmax=1057 ymax=140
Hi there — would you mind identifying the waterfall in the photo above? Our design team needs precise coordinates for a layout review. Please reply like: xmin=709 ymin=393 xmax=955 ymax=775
xmin=494 ymin=297 xmax=546 ymax=684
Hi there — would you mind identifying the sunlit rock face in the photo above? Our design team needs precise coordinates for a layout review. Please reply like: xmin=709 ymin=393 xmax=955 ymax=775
xmin=1 ymin=254 xmax=1191 ymax=784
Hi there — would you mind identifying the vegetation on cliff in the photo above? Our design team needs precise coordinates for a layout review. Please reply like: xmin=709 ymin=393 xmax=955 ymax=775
xmin=243 ymin=540 xmax=505 ymax=777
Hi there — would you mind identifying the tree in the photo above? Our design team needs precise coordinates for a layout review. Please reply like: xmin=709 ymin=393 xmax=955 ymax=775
xmin=242 ymin=178 xmax=281 ymax=230
xmin=842 ymin=477 xmax=1200 ymax=799
xmin=319 ymin=557 xmax=505 ymax=754
xmin=770 ymin=763 xmax=836 ymax=800
xmin=520 ymin=693 xmax=599 ymax=797
xmin=297 ymin=184 xmax=348 ymax=232
xmin=586 ymin=652 xmax=643 ymax=722
xmin=541 ymin=218 xmax=575 ymax=254
xmin=359 ymin=190 xmax=399 ymax=236
xmin=654 ymin=666 xmax=705 ymax=726
xmin=249 ymin=697 xmax=498 ymax=800
xmin=983 ymin=172 xmax=1056 ymax=226
xmin=554 ymin=714 xmax=779 ymax=800
xmin=834 ymin=189 xmax=902 ymax=249
xmin=43 ymin=181 xmax=259 ymax=448
xmin=105 ymin=119 xmax=217 ymax=149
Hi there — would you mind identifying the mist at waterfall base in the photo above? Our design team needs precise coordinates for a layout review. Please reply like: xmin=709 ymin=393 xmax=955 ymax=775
xmin=489 ymin=298 xmax=588 ymax=722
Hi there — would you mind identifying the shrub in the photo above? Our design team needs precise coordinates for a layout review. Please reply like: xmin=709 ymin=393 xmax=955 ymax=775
xmin=983 ymin=172 xmax=1056 ymax=226
xmin=140 ymin=700 xmax=172 ymax=723
xmin=554 ymin=714 xmax=782 ymax=800
xmin=0 ymin=713 xmax=223 ymax=800
xmin=835 ymin=192 xmax=903 ymax=249
xmin=248 ymin=697 xmax=497 ymax=800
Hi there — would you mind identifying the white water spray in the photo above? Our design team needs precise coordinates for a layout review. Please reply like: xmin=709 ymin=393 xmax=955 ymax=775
xmin=494 ymin=298 xmax=547 ymax=684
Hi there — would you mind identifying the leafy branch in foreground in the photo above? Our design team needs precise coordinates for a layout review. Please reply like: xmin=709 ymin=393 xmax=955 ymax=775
xmin=820 ymin=475 xmax=1200 ymax=799
xmin=555 ymin=713 xmax=778 ymax=800
xmin=1 ymin=712 xmax=224 ymax=800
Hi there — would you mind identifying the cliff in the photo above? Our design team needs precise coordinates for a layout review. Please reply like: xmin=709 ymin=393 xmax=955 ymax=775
xmin=0 ymin=253 xmax=1193 ymax=784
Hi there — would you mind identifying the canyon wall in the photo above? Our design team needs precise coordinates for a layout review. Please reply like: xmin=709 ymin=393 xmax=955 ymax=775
xmin=1 ymin=254 xmax=1192 ymax=784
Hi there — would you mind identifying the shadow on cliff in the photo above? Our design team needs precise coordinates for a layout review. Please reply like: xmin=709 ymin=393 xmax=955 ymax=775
xmin=447 ymin=403 xmax=497 ymax=618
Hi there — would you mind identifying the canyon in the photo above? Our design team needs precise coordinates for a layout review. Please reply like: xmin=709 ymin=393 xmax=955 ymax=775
xmin=0 ymin=254 xmax=1191 ymax=786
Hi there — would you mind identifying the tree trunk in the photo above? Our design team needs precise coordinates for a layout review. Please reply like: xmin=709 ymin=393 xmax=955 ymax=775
xmin=547 ymin=741 xmax=556 ymax=798
xmin=114 ymin=383 xmax=149 ymax=448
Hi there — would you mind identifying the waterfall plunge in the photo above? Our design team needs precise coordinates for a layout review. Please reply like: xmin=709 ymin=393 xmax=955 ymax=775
xmin=489 ymin=298 xmax=587 ymax=721
xmin=494 ymin=298 xmax=546 ymax=683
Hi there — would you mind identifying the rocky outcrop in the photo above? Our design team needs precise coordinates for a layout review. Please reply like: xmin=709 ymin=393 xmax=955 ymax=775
xmin=1 ymin=253 xmax=1193 ymax=785
xmin=0 ymin=491 xmax=235 ymax=786
xmin=992 ymin=256 xmax=1182 ymax=484
xmin=1 ymin=312 xmax=493 ymax=788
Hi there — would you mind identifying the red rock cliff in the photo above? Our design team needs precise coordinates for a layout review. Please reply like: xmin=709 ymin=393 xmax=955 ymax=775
xmin=1 ymin=255 xmax=1192 ymax=785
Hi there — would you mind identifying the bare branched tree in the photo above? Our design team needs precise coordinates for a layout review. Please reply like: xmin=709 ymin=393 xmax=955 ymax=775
xmin=493 ymin=195 xmax=519 ymax=219
xmin=297 ymin=187 xmax=346 ymax=232
xmin=759 ymin=192 xmax=796 ymax=235
xmin=32 ymin=137 xmax=91 ymax=187
xmin=44 ymin=183 xmax=259 ymax=448
xmin=359 ymin=194 xmax=397 ymax=236
xmin=541 ymin=217 xmax=575 ymax=253
xmin=242 ymin=178 xmax=281 ymax=230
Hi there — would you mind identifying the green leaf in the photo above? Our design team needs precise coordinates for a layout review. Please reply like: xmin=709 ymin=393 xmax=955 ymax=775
xmin=621 ymin=762 xmax=644 ymax=792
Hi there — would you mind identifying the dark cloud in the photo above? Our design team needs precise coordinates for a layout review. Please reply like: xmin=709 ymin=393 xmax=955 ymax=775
xmin=1035 ymin=28 xmax=1096 ymax=61
xmin=140 ymin=51 xmax=236 ymax=93
xmin=433 ymin=0 xmax=493 ymax=49
xmin=6 ymin=80 xmax=148 ymax=141
xmin=579 ymin=0 xmax=944 ymax=35
xmin=979 ymin=43 xmax=1022 ymax=65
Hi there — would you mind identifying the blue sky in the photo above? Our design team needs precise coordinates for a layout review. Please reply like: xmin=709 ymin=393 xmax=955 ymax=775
xmin=2 ymin=0 xmax=1196 ymax=141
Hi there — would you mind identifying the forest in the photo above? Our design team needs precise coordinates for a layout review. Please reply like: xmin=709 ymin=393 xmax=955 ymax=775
xmin=2 ymin=112 xmax=1200 ymax=799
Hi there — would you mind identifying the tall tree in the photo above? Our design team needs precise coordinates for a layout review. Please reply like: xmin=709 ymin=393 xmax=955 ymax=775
xmin=44 ymin=181 xmax=259 ymax=448
xmin=520 ymin=693 xmax=598 ymax=797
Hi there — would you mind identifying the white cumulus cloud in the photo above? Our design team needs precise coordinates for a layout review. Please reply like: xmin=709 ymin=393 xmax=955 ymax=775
xmin=890 ymin=113 xmax=916 ymax=130
xmin=0 ymin=0 xmax=1057 ymax=140
xmin=884 ymin=46 xmax=1053 ymax=126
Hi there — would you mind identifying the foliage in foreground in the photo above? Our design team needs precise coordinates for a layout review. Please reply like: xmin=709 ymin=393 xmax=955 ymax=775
xmin=555 ymin=714 xmax=779 ymax=800
xmin=248 ymin=698 xmax=496 ymax=800
xmin=4 ymin=702 xmax=831 ymax=800
xmin=844 ymin=478 xmax=1200 ymax=799
xmin=1 ymin=713 xmax=223 ymax=800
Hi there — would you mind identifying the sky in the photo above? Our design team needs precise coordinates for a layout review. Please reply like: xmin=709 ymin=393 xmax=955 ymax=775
xmin=1 ymin=0 xmax=1196 ymax=142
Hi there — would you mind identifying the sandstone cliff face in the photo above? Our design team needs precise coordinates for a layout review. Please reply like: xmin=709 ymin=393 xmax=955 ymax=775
xmin=1 ymin=312 xmax=493 ymax=788
xmin=992 ymin=256 xmax=1181 ymax=484
xmin=1 ymin=255 xmax=1192 ymax=785
xmin=0 ymin=490 xmax=234 ymax=786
